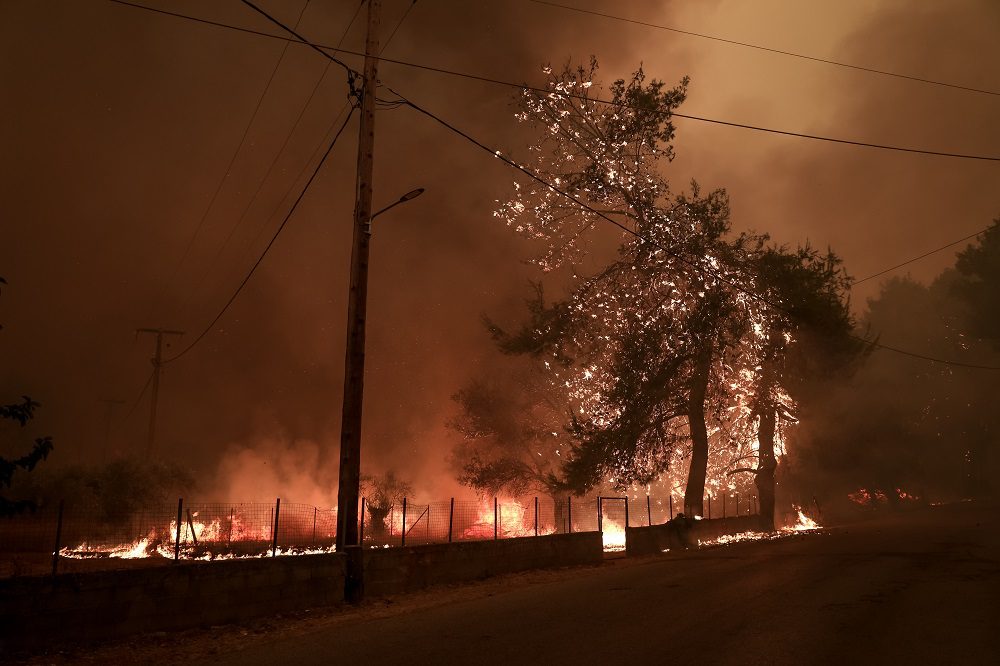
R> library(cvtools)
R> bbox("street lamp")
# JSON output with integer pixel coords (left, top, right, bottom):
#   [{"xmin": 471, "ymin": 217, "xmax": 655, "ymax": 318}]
[{"xmin": 372, "ymin": 187, "xmax": 425, "ymax": 220}]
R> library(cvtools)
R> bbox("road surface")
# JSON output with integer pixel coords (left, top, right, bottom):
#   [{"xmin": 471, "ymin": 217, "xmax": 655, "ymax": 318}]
[{"xmin": 20, "ymin": 503, "xmax": 1000, "ymax": 665}]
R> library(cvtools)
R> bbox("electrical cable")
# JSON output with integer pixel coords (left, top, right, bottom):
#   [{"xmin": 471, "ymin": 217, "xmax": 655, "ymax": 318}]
[
  {"xmin": 524, "ymin": 0, "xmax": 1000, "ymax": 97},
  {"xmin": 104, "ymin": 0, "xmax": 1000, "ymax": 162},
  {"xmin": 851, "ymin": 227, "xmax": 991, "ymax": 286},
  {"xmin": 173, "ymin": 0, "xmax": 365, "ymax": 319},
  {"xmin": 147, "ymin": 0, "xmax": 313, "ymax": 322},
  {"xmin": 126, "ymin": 0, "xmax": 1000, "ymax": 369},
  {"xmin": 175, "ymin": 0, "xmax": 418, "ymax": 342},
  {"xmin": 163, "ymin": 106, "xmax": 357, "ymax": 364},
  {"xmin": 120, "ymin": 370, "xmax": 155, "ymax": 424},
  {"xmin": 393, "ymin": 93, "xmax": 1000, "ymax": 369},
  {"xmin": 237, "ymin": 1, "xmax": 1000, "ymax": 371},
  {"xmin": 178, "ymin": 0, "xmax": 419, "ymax": 332}
]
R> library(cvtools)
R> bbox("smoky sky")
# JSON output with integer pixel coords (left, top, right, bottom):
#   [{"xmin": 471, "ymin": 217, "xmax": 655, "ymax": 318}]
[{"xmin": 1, "ymin": 0, "xmax": 998, "ymax": 500}]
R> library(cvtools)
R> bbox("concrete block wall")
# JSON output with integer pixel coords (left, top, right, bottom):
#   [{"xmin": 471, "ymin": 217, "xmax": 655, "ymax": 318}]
[
  {"xmin": 626, "ymin": 515, "xmax": 762, "ymax": 556},
  {"xmin": 0, "ymin": 553, "xmax": 345, "ymax": 653},
  {"xmin": 364, "ymin": 531, "xmax": 603, "ymax": 597},
  {"xmin": 1, "ymin": 532, "xmax": 603, "ymax": 653}
]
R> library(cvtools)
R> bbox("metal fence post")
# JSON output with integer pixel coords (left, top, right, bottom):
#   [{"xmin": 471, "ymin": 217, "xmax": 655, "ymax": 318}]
[
  {"xmin": 669, "ymin": 495, "xmax": 673, "ymax": 520},
  {"xmin": 646, "ymin": 495, "xmax": 652, "ymax": 526},
  {"xmin": 598, "ymin": 497, "xmax": 603, "ymax": 534},
  {"xmin": 174, "ymin": 498, "xmax": 183, "ymax": 561},
  {"xmin": 272, "ymin": 498, "xmax": 281, "ymax": 556},
  {"xmin": 426, "ymin": 506, "xmax": 430, "ymax": 542},
  {"xmin": 448, "ymin": 498, "xmax": 454, "ymax": 543},
  {"xmin": 312, "ymin": 506, "xmax": 317, "ymax": 546},
  {"xmin": 534, "ymin": 496, "xmax": 539, "ymax": 536},
  {"xmin": 624, "ymin": 497, "xmax": 630, "ymax": 528},
  {"xmin": 401, "ymin": 497, "xmax": 407, "ymax": 547},
  {"xmin": 707, "ymin": 495, "xmax": 712, "ymax": 520},
  {"xmin": 186, "ymin": 508, "xmax": 199, "ymax": 546},
  {"xmin": 228, "ymin": 507, "xmax": 234, "ymax": 547},
  {"xmin": 51, "ymin": 499, "xmax": 64, "ymax": 577},
  {"xmin": 736, "ymin": 494, "xmax": 740, "ymax": 517},
  {"xmin": 494, "ymin": 497, "xmax": 498, "ymax": 540}
]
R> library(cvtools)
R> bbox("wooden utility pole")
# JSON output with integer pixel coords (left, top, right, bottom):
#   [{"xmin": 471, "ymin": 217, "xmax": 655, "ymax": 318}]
[
  {"xmin": 136, "ymin": 328, "xmax": 184, "ymax": 457},
  {"xmin": 336, "ymin": 0, "xmax": 380, "ymax": 601}
]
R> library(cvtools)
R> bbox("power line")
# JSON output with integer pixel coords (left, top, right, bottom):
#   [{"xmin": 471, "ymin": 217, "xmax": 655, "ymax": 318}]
[
  {"xmin": 385, "ymin": 0, "xmax": 419, "ymax": 48},
  {"xmin": 148, "ymin": 0, "xmax": 312, "ymax": 322},
  {"xmin": 106, "ymin": 0, "xmax": 357, "ymax": 75},
  {"xmin": 851, "ymin": 227, "xmax": 990, "ymax": 286},
  {"xmin": 163, "ymin": 106, "xmax": 357, "ymax": 364},
  {"xmin": 125, "ymin": 0, "xmax": 1000, "ymax": 370},
  {"xmin": 524, "ymin": 0, "xmax": 1000, "ymax": 97},
  {"xmin": 173, "ymin": 0, "xmax": 364, "ymax": 320},
  {"xmin": 226, "ymin": 1, "xmax": 1000, "ymax": 371},
  {"xmin": 396, "ymin": 92, "xmax": 1000, "ymax": 370},
  {"xmin": 104, "ymin": 0, "xmax": 1000, "ymax": 162},
  {"xmin": 176, "ymin": 0, "xmax": 417, "ymax": 334},
  {"xmin": 121, "ymin": 369, "xmax": 155, "ymax": 425},
  {"xmin": 175, "ymin": 0, "xmax": 419, "ymax": 328}
]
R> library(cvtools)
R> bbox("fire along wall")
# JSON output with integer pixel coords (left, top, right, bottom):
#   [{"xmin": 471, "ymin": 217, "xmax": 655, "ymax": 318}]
[
  {"xmin": 0, "ymin": 553, "xmax": 347, "ymax": 653},
  {"xmin": 625, "ymin": 516, "xmax": 761, "ymax": 556},
  {"xmin": 364, "ymin": 531, "xmax": 603, "ymax": 597},
  {"xmin": 0, "ymin": 531, "xmax": 603, "ymax": 652}
]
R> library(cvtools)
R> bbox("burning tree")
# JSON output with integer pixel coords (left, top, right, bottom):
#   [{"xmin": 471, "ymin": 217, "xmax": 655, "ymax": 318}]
[
  {"xmin": 360, "ymin": 471, "xmax": 411, "ymax": 542},
  {"xmin": 734, "ymin": 244, "xmax": 862, "ymax": 529},
  {"xmin": 491, "ymin": 60, "xmax": 861, "ymax": 527},
  {"xmin": 495, "ymin": 60, "xmax": 755, "ymax": 515}
]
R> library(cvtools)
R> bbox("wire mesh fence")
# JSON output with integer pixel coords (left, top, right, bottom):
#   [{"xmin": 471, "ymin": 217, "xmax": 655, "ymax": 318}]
[{"xmin": 0, "ymin": 492, "xmax": 759, "ymax": 578}]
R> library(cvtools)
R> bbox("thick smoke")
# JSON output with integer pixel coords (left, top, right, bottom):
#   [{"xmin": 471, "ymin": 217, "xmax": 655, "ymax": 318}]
[{"xmin": 1, "ymin": 0, "xmax": 996, "ymax": 505}]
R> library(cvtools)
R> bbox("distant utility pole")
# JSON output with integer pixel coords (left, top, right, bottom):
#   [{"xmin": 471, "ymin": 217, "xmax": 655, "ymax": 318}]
[
  {"xmin": 136, "ymin": 328, "xmax": 184, "ymax": 457},
  {"xmin": 99, "ymin": 398, "xmax": 125, "ymax": 462},
  {"xmin": 336, "ymin": 0, "xmax": 380, "ymax": 599}
]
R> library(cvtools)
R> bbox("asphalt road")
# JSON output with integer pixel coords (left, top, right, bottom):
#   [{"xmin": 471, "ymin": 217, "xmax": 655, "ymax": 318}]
[{"xmin": 193, "ymin": 503, "xmax": 999, "ymax": 666}]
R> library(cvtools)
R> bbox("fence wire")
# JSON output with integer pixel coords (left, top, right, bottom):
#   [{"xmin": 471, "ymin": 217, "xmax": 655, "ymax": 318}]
[{"xmin": 0, "ymin": 493, "xmax": 759, "ymax": 578}]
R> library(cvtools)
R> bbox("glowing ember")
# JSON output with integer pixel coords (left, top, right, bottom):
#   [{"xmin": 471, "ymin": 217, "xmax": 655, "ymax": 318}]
[
  {"xmin": 698, "ymin": 531, "xmax": 786, "ymax": 547},
  {"xmin": 849, "ymin": 487, "xmax": 919, "ymax": 507}
]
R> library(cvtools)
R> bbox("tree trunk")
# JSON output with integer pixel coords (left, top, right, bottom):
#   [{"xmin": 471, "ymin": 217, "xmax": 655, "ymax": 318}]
[
  {"xmin": 754, "ymin": 335, "xmax": 782, "ymax": 532},
  {"xmin": 755, "ymin": 406, "xmax": 778, "ymax": 531},
  {"xmin": 684, "ymin": 343, "xmax": 713, "ymax": 517},
  {"xmin": 368, "ymin": 505, "xmax": 390, "ymax": 541}
]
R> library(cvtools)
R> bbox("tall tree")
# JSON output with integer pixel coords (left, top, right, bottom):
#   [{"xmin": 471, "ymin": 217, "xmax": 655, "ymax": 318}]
[
  {"xmin": 740, "ymin": 244, "xmax": 862, "ymax": 529},
  {"xmin": 495, "ymin": 61, "xmax": 760, "ymax": 514},
  {"xmin": 953, "ymin": 218, "xmax": 1000, "ymax": 347}
]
